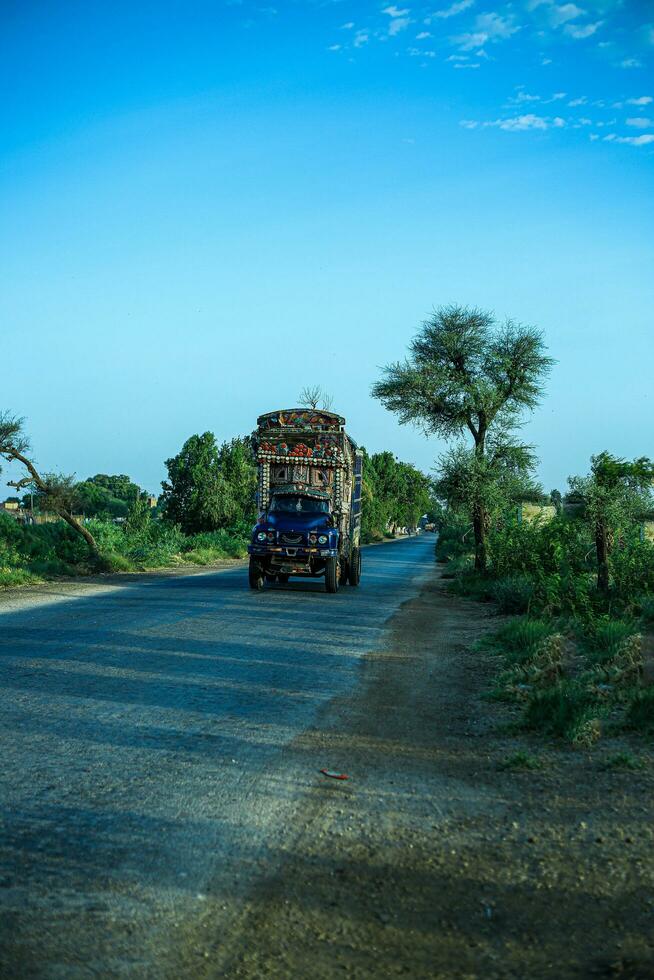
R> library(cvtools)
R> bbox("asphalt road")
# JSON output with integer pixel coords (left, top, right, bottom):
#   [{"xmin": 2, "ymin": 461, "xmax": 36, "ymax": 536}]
[{"xmin": 0, "ymin": 534, "xmax": 435, "ymax": 978}]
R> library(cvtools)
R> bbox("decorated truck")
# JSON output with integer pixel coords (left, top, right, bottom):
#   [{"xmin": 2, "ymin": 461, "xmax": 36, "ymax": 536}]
[{"xmin": 247, "ymin": 408, "xmax": 363, "ymax": 593}]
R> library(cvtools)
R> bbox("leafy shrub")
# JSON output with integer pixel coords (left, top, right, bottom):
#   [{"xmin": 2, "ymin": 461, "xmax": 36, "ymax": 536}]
[
  {"xmin": 491, "ymin": 574, "xmax": 535, "ymax": 614},
  {"xmin": 491, "ymin": 616, "xmax": 557, "ymax": 660},
  {"xmin": 523, "ymin": 681, "xmax": 603, "ymax": 747},
  {"xmin": 0, "ymin": 566, "xmax": 39, "ymax": 587},
  {"xmin": 624, "ymin": 688, "xmax": 654, "ymax": 735},
  {"xmin": 582, "ymin": 616, "xmax": 635, "ymax": 649},
  {"xmin": 636, "ymin": 596, "xmax": 654, "ymax": 625},
  {"xmin": 435, "ymin": 514, "xmax": 472, "ymax": 562},
  {"xmin": 440, "ymin": 553, "xmax": 474, "ymax": 578},
  {"xmin": 610, "ymin": 536, "xmax": 654, "ymax": 601}
]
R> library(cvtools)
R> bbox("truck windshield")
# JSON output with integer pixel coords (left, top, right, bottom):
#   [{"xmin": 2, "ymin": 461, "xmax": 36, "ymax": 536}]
[{"xmin": 270, "ymin": 495, "xmax": 330, "ymax": 514}]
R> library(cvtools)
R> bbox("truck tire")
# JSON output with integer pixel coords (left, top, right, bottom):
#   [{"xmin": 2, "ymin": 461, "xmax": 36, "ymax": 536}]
[
  {"xmin": 325, "ymin": 557, "xmax": 339, "ymax": 593},
  {"xmin": 248, "ymin": 558, "xmax": 265, "ymax": 590},
  {"xmin": 348, "ymin": 548, "xmax": 361, "ymax": 586}
]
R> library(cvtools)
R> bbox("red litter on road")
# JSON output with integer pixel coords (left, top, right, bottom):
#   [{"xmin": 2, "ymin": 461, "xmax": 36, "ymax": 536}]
[{"xmin": 319, "ymin": 769, "xmax": 349, "ymax": 780}]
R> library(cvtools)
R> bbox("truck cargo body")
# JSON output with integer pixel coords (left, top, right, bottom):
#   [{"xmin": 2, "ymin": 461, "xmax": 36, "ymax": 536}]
[{"xmin": 247, "ymin": 409, "xmax": 362, "ymax": 593}]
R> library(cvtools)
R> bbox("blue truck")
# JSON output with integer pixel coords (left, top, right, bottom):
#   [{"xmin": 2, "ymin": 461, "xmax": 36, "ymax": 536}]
[{"xmin": 247, "ymin": 408, "xmax": 363, "ymax": 593}]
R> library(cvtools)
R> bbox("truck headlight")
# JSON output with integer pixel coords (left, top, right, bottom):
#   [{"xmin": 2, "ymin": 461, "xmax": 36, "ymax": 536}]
[
  {"xmin": 256, "ymin": 531, "xmax": 267, "ymax": 542},
  {"xmin": 318, "ymin": 534, "xmax": 328, "ymax": 545}
]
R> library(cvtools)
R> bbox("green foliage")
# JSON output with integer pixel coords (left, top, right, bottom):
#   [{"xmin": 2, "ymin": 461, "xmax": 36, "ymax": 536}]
[
  {"xmin": 372, "ymin": 305, "xmax": 554, "ymax": 442},
  {"xmin": 161, "ymin": 433, "xmax": 257, "ymax": 535},
  {"xmin": 0, "ymin": 509, "xmax": 251, "ymax": 586},
  {"xmin": 434, "ymin": 513, "xmax": 472, "ymax": 561},
  {"xmin": 491, "ymin": 575, "xmax": 535, "ymax": 614},
  {"xmin": 625, "ymin": 689, "xmax": 654, "ymax": 735},
  {"xmin": 86, "ymin": 474, "xmax": 142, "ymax": 502},
  {"xmin": 124, "ymin": 497, "xmax": 152, "ymax": 535},
  {"xmin": 441, "ymin": 496, "xmax": 654, "ymax": 618},
  {"xmin": 360, "ymin": 449, "xmax": 433, "ymax": 542},
  {"xmin": 498, "ymin": 751, "xmax": 544, "ymax": 771},
  {"xmin": 601, "ymin": 752, "xmax": 645, "ymax": 771},
  {"xmin": 569, "ymin": 452, "xmax": 654, "ymax": 593},
  {"xmin": 75, "ymin": 481, "xmax": 129, "ymax": 518},
  {"xmin": 373, "ymin": 304, "xmax": 553, "ymax": 569},
  {"xmin": 523, "ymin": 682, "xmax": 604, "ymax": 747},
  {"xmin": 489, "ymin": 616, "xmax": 557, "ymax": 661}
]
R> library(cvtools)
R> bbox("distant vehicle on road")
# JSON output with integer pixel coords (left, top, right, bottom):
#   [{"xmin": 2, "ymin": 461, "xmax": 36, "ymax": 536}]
[{"xmin": 247, "ymin": 409, "xmax": 362, "ymax": 593}]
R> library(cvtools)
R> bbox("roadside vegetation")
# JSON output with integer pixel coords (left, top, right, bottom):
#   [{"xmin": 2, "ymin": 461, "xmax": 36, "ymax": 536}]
[
  {"xmin": 0, "ymin": 403, "xmax": 434, "ymax": 587},
  {"xmin": 375, "ymin": 303, "xmax": 654, "ymax": 749}
]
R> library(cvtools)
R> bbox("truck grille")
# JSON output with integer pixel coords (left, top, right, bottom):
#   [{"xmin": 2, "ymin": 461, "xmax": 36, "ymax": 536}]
[{"xmin": 280, "ymin": 532, "xmax": 304, "ymax": 545}]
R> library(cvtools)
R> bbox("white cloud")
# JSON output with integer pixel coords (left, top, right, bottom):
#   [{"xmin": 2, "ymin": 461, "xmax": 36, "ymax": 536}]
[
  {"xmin": 626, "ymin": 96, "xmax": 652, "ymax": 105},
  {"xmin": 511, "ymin": 91, "xmax": 541, "ymax": 103},
  {"xmin": 454, "ymin": 12, "xmax": 519, "ymax": 50},
  {"xmin": 547, "ymin": 3, "xmax": 584, "ymax": 27},
  {"xmin": 389, "ymin": 16, "xmax": 411, "ymax": 35},
  {"xmin": 382, "ymin": 5, "xmax": 410, "ymax": 16},
  {"xmin": 341, "ymin": 22, "xmax": 355, "ymax": 30},
  {"xmin": 619, "ymin": 58, "xmax": 642, "ymax": 68},
  {"xmin": 541, "ymin": 57, "xmax": 553, "ymax": 65},
  {"xmin": 485, "ymin": 113, "xmax": 564, "ymax": 130},
  {"xmin": 626, "ymin": 117, "xmax": 653, "ymax": 128},
  {"xmin": 408, "ymin": 46, "xmax": 436, "ymax": 56},
  {"xmin": 354, "ymin": 31, "xmax": 369, "ymax": 47},
  {"xmin": 328, "ymin": 44, "xmax": 341, "ymax": 51},
  {"xmin": 430, "ymin": 0, "xmax": 474, "ymax": 19},
  {"xmin": 610, "ymin": 134, "xmax": 654, "ymax": 146},
  {"xmin": 454, "ymin": 61, "xmax": 480, "ymax": 68},
  {"xmin": 459, "ymin": 119, "xmax": 479, "ymax": 128},
  {"xmin": 589, "ymin": 133, "xmax": 599, "ymax": 140},
  {"xmin": 416, "ymin": 31, "xmax": 431, "ymax": 38},
  {"xmin": 567, "ymin": 96, "xmax": 587, "ymax": 106},
  {"xmin": 446, "ymin": 53, "xmax": 469, "ymax": 60},
  {"xmin": 551, "ymin": 92, "xmax": 567, "ymax": 100},
  {"xmin": 564, "ymin": 20, "xmax": 602, "ymax": 38}
]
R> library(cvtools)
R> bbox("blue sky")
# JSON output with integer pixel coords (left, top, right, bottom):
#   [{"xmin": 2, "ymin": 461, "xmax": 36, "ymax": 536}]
[{"xmin": 1, "ymin": 0, "xmax": 653, "ymax": 497}]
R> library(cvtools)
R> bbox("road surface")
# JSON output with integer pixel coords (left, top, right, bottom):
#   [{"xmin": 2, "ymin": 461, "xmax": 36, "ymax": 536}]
[{"xmin": 0, "ymin": 535, "xmax": 435, "ymax": 978}]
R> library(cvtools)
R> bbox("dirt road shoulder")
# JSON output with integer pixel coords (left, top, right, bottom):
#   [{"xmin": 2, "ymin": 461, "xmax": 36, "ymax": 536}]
[{"xmin": 188, "ymin": 567, "xmax": 654, "ymax": 979}]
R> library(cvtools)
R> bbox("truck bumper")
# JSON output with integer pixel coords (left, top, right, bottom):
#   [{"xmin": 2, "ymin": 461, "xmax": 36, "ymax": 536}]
[{"xmin": 247, "ymin": 546, "xmax": 339, "ymax": 559}]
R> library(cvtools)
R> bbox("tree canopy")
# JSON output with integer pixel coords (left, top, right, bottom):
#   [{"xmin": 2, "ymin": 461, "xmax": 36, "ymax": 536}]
[
  {"xmin": 160, "ymin": 433, "xmax": 257, "ymax": 534},
  {"xmin": 361, "ymin": 450, "xmax": 433, "ymax": 540},
  {"xmin": 373, "ymin": 305, "xmax": 553, "ymax": 569}
]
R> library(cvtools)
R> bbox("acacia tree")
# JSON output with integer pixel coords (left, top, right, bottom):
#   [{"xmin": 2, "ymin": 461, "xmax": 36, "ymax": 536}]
[
  {"xmin": 372, "ymin": 305, "xmax": 553, "ymax": 570},
  {"xmin": 569, "ymin": 452, "xmax": 654, "ymax": 594},
  {"xmin": 0, "ymin": 412, "xmax": 98, "ymax": 552}
]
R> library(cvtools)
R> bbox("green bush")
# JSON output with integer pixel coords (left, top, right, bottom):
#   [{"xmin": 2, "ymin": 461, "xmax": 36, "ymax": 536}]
[
  {"xmin": 624, "ymin": 688, "xmax": 654, "ymax": 735},
  {"xmin": 490, "ymin": 616, "xmax": 557, "ymax": 662},
  {"xmin": 0, "ymin": 511, "xmax": 250, "ymax": 586},
  {"xmin": 580, "ymin": 617, "xmax": 639, "ymax": 665},
  {"xmin": 523, "ymin": 681, "xmax": 603, "ymax": 747},
  {"xmin": 491, "ymin": 574, "xmax": 535, "ymax": 614},
  {"xmin": 435, "ymin": 515, "xmax": 471, "ymax": 562}
]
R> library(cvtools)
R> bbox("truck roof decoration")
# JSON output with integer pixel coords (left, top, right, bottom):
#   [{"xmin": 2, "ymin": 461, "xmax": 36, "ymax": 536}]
[{"xmin": 256, "ymin": 409, "xmax": 345, "ymax": 431}]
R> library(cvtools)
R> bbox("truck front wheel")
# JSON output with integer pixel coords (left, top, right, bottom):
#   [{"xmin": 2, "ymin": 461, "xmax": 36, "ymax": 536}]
[
  {"xmin": 325, "ymin": 557, "xmax": 339, "ymax": 593},
  {"xmin": 248, "ymin": 558, "xmax": 265, "ymax": 590}
]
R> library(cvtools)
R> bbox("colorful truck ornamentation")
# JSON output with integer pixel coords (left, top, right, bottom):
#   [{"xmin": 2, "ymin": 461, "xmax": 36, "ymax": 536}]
[{"xmin": 247, "ymin": 408, "xmax": 363, "ymax": 593}]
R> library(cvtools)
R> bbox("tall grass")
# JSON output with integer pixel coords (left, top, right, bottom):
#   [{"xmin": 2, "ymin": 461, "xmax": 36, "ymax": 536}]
[{"xmin": 0, "ymin": 512, "xmax": 250, "ymax": 587}]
